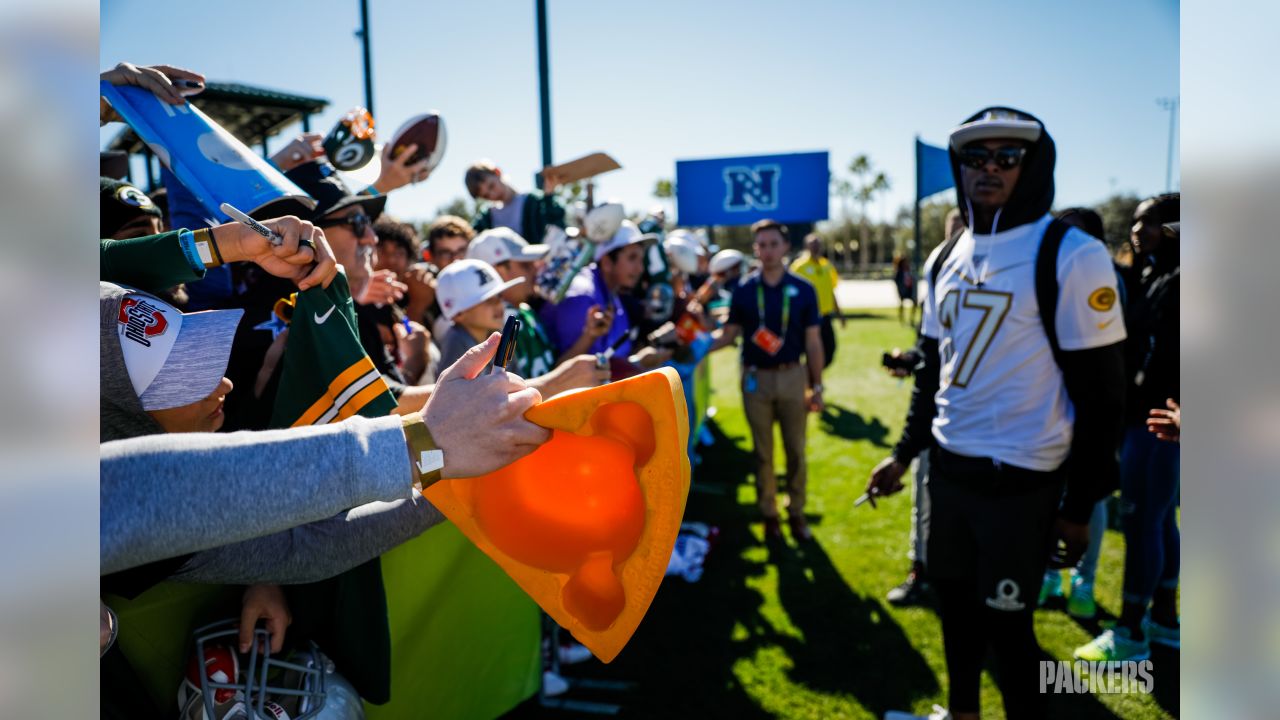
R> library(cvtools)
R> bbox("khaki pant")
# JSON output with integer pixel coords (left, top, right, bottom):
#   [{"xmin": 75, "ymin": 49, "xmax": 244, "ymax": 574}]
[{"xmin": 742, "ymin": 363, "xmax": 809, "ymax": 518}]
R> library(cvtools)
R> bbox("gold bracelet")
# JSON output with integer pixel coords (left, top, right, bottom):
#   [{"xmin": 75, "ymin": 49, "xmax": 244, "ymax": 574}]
[
  {"xmin": 193, "ymin": 228, "xmax": 223, "ymax": 267},
  {"xmin": 401, "ymin": 412, "xmax": 443, "ymax": 491}
]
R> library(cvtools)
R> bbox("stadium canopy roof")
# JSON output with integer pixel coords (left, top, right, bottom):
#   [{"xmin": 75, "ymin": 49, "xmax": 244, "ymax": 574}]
[{"xmin": 106, "ymin": 81, "xmax": 330, "ymax": 154}]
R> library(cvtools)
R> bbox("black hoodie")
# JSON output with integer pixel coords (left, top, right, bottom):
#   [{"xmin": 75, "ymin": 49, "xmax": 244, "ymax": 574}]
[
  {"xmin": 949, "ymin": 107, "xmax": 1056, "ymax": 234},
  {"xmin": 893, "ymin": 107, "xmax": 1126, "ymax": 526}
]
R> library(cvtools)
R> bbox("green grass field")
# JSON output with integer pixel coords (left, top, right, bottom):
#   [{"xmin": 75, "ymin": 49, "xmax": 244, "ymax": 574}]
[{"xmin": 554, "ymin": 309, "xmax": 1178, "ymax": 720}]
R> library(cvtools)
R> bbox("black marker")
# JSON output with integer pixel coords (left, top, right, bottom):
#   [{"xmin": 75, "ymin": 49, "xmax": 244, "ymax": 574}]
[
  {"xmin": 597, "ymin": 326, "xmax": 638, "ymax": 371},
  {"xmin": 173, "ymin": 78, "xmax": 205, "ymax": 96},
  {"xmin": 493, "ymin": 315, "xmax": 521, "ymax": 371}
]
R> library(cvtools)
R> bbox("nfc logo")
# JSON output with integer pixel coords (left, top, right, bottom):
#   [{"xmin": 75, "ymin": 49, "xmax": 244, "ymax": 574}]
[{"xmin": 723, "ymin": 164, "xmax": 782, "ymax": 212}]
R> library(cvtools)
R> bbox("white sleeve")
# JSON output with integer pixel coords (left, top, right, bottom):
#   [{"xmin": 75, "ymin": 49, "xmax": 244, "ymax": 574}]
[
  {"xmin": 919, "ymin": 245, "xmax": 945, "ymax": 339},
  {"xmin": 1054, "ymin": 235, "xmax": 1127, "ymax": 351}
]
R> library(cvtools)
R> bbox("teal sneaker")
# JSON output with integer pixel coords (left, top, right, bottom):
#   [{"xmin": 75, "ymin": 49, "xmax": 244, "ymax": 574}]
[
  {"xmin": 884, "ymin": 705, "xmax": 951, "ymax": 720},
  {"xmin": 1038, "ymin": 571, "xmax": 1065, "ymax": 606},
  {"xmin": 1066, "ymin": 576, "xmax": 1097, "ymax": 619},
  {"xmin": 1144, "ymin": 616, "xmax": 1181, "ymax": 649},
  {"xmin": 1074, "ymin": 626, "xmax": 1151, "ymax": 662}
]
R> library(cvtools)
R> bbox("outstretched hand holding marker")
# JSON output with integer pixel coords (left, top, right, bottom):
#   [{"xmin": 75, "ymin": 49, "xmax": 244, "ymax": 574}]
[
  {"xmin": 426, "ymin": 332, "xmax": 550, "ymax": 479},
  {"xmin": 217, "ymin": 204, "xmax": 336, "ymax": 290}
]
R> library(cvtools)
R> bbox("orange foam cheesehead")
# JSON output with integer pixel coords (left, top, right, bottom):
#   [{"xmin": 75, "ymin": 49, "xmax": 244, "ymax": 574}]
[{"xmin": 423, "ymin": 367, "xmax": 691, "ymax": 663}]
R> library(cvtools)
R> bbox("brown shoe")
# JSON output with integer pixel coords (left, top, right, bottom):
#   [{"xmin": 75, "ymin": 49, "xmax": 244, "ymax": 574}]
[
  {"xmin": 788, "ymin": 516, "xmax": 813, "ymax": 542},
  {"xmin": 763, "ymin": 516, "xmax": 783, "ymax": 540}
]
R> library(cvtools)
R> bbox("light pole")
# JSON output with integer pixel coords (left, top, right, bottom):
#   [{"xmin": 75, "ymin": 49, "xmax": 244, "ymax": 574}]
[
  {"xmin": 535, "ymin": 0, "xmax": 553, "ymax": 185},
  {"xmin": 356, "ymin": 0, "xmax": 375, "ymax": 116},
  {"xmin": 1157, "ymin": 97, "xmax": 1178, "ymax": 192}
]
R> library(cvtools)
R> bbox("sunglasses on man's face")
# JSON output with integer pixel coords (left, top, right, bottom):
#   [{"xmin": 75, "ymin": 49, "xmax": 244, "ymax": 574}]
[
  {"xmin": 320, "ymin": 212, "xmax": 372, "ymax": 237},
  {"xmin": 959, "ymin": 145, "xmax": 1027, "ymax": 171}
]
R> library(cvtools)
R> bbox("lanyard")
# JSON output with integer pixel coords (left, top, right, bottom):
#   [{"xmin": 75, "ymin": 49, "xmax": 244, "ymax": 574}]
[{"xmin": 757, "ymin": 280, "xmax": 790, "ymax": 337}]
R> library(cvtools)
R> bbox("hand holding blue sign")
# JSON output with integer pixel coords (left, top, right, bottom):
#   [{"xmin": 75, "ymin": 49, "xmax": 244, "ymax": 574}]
[{"xmin": 100, "ymin": 62, "xmax": 204, "ymax": 124}]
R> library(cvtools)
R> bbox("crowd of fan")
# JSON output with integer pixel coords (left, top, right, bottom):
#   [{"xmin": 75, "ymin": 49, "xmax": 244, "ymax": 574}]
[{"xmin": 98, "ymin": 61, "xmax": 758, "ymax": 716}]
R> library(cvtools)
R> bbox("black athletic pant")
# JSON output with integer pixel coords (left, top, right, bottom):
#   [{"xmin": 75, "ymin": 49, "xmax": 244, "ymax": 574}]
[
  {"xmin": 819, "ymin": 315, "xmax": 836, "ymax": 367},
  {"xmin": 926, "ymin": 447, "xmax": 1064, "ymax": 719}
]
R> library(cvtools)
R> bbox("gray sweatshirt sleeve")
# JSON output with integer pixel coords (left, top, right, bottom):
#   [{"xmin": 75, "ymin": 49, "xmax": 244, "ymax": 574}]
[
  {"xmin": 101, "ymin": 414, "xmax": 415, "ymax": 575},
  {"xmin": 169, "ymin": 492, "xmax": 446, "ymax": 585}
]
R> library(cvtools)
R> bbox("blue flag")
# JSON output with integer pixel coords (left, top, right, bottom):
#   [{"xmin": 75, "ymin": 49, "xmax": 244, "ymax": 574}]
[{"xmin": 916, "ymin": 139, "xmax": 954, "ymax": 201}]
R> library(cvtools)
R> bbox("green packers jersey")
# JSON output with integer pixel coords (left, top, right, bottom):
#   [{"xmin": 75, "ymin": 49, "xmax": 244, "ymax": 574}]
[
  {"xmin": 270, "ymin": 272, "xmax": 398, "ymax": 427},
  {"xmin": 511, "ymin": 303, "xmax": 556, "ymax": 380}
]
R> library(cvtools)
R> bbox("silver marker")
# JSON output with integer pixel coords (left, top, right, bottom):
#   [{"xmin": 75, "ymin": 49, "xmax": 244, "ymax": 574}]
[{"xmin": 220, "ymin": 202, "xmax": 312, "ymax": 249}]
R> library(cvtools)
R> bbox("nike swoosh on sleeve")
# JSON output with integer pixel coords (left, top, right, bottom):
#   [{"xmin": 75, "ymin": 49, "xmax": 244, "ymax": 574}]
[
  {"xmin": 314, "ymin": 305, "xmax": 336, "ymax": 324},
  {"xmin": 1096, "ymin": 318, "xmax": 1116, "ymax": 330}
]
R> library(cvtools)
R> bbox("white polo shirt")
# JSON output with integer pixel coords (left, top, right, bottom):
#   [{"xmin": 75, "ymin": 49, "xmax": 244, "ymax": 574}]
[{"xmin": 921, "ymin": 214, "xmax": 1127, "ymax": 471}]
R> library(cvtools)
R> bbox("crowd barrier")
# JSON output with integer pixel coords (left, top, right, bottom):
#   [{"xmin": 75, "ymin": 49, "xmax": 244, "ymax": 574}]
[{"xmin": 106, "ymin": 359, "xmax": 713, "ymax": 718}]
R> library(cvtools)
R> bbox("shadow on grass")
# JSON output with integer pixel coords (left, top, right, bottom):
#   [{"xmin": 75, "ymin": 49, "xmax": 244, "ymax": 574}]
[
  {"xmin": 1149, "ymin": 644, "xmax": 1180, "ymax": 717},
  {"xmin": 818, "ymin": 404, "xmax": 892, "ymax": 448},
  {"xmin": 769, "ymin": 538, "xmax": 940, "ymax": 717},
  {"xmin": 507, "ymin": 418, "xmax": 942, "ymax": 718}
]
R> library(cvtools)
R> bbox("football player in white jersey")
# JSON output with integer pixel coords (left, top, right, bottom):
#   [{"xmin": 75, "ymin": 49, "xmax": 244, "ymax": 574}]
[{"xmin": 870, "ymin": 108, "xmax": 1127, "ymax": 720}]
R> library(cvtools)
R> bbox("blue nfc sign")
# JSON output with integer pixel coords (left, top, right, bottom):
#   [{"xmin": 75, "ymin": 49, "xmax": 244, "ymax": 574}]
[{"xmin": 675, "ymin": 151, "xmax": 829, "ymax": 226}]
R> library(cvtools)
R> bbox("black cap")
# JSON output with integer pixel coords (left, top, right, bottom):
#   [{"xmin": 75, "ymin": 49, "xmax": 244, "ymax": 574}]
[
  {"xmin": 285, "ymin": 160, "xmax": 387, "ymax": 221},
  {"xmin": 101, "ymin": 177, "xmax": 162, "ymax": 239}
]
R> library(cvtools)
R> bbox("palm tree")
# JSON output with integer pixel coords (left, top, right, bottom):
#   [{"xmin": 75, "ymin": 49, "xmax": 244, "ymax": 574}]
[
  {"xmin": 831, "ymin": 177, "xmax": 855, "ymax": 272},
  {"xmin": 848, "ymin": 155, "xmax": 891, "ymax": 273}
]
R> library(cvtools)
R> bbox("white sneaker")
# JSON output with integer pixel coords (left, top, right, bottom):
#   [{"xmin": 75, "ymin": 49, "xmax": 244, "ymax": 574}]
[
  {"xmin": 884, "ymin": 704, "xmax": 951, "ymax": 720},
  {"xmin": 542, "ymin": 670, "xmax": 570, "ymax": 697}
]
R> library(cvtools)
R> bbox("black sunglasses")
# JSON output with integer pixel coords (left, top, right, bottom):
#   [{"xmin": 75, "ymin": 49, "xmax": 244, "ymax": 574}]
[
  {"xmin": 959, "ymin": 145, "xmax": 1027, "ymax": 171},
  {"xmin": 320, "ymin": 211, "xmax": 372, "ymax": 236}
]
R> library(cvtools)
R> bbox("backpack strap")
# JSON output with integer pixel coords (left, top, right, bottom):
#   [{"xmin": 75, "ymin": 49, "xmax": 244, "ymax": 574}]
[
  {"xmin": 1035, "ymin": 219, "xmax": 1071, "ymax": 369},
  {"xmin": 927, "ymin": 230, "xmax": 963, "ymax": 318}
]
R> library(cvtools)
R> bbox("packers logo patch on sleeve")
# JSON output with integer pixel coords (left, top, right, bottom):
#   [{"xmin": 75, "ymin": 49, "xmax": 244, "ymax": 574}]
[{"xmin": 1088, "ymin": 287, "xmax": 1117, "ymax": 312}]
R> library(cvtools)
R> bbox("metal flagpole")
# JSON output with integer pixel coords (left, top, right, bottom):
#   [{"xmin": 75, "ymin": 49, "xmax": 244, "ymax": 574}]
[
  {"xmin": 1157, "ymin": 97, "xmax": 1178, "ymax": 191},
  {"xmin": 913, "ymin": 136, "xmax": 923, "ymax": 276}
]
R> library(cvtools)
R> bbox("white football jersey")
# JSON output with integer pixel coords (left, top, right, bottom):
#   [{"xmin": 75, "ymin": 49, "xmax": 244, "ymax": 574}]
[{"xmin": 920, "ymin": 214, "xmax": 1126, "ymax": 471}]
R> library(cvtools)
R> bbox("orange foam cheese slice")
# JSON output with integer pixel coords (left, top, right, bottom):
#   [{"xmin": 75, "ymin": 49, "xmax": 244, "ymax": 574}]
[{"xmin": 423, "ymin": 367, "xmax": 691, "ymax": 663}]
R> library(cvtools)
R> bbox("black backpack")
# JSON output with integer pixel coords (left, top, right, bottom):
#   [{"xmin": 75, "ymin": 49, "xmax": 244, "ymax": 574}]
[{"xmin": 929, "ymin": 219, "xmax": 1071, "ymax": 368}]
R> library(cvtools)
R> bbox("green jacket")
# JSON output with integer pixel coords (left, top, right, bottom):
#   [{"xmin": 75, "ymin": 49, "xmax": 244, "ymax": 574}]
[
  {"xmin": 473, "ymin": 189, "xmax": 567, "ymax": 243},
  {"xmin": 100, "ymin": 230, "xmax": 205, "ymax": 292}
]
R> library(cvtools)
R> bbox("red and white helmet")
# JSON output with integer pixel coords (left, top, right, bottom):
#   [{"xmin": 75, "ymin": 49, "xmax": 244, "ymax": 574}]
[{"xmin": 177, "ymin": 618, "xmax": 364, "ymax": 720}]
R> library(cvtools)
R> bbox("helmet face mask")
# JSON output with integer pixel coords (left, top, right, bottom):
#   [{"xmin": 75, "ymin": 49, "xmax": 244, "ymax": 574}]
[
  {"xmin": 645, "ymin": 282, "xmax": 675, "ymax": 322},
  {"xmin": 181, "ymin": 619, "xmax": 334, "ymax": 720}
]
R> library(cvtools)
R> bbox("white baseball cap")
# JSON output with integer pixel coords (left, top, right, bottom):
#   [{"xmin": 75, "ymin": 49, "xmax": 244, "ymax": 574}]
[
  {"xmin": 468, "ymin": 227, "xmax": 549, "ymax": 267},
  {"xmin": 435, "ymin": 258, "xmax": 524, "ymax": 320},
  {"xmin": 949, "ymin": 108, "xmax": 1042, "ymax": 150},
  {"xmin": 664, "ymin": 234, "xmax": 703, "ymax": 274},
  {"xmin": 710, "ymin": 248, "xmax": 746, "ymax": 275},
  {"xmin": 593, "ymin": 219, "xmax": 658, "ymax": 262},
  {"xmin": 106, "ymin": 284, "xmax": 244, "ymax": 411}
]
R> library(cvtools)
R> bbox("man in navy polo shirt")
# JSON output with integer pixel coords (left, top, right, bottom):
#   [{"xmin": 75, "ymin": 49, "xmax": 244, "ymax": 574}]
[{"xmin": 709, "ymin": 219, "xmax": 825, "ymax": 541}]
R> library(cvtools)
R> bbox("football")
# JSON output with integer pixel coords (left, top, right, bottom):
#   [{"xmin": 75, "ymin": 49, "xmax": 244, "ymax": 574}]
[{"xmin": 387, "ymin": 112, "xmax": 447, "ymax": 171}]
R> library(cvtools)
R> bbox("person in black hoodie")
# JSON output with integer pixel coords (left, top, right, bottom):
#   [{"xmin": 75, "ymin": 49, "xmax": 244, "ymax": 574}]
[
  {"xmin": 868, "ymin": 108, "xmax": 1128, "ymax": 720},
  {"xmin": 1075, "ymin": 193, "xmax": 1180, "ymax": 663}
]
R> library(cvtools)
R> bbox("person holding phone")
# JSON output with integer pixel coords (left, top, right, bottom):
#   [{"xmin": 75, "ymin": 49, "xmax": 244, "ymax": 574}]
[
  {"xmin": 707, "ymin": 219, "xmax": 825, "ymax": 542},
  {"xmin": 435, "ymin": 259, "xmax": 525, "ymax": 370}
]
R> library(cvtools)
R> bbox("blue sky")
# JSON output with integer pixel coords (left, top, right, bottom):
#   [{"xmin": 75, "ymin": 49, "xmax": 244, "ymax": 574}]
[{"xmin": 101, "ymin": 0, "xmax": 1179, "ymax": 224}]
